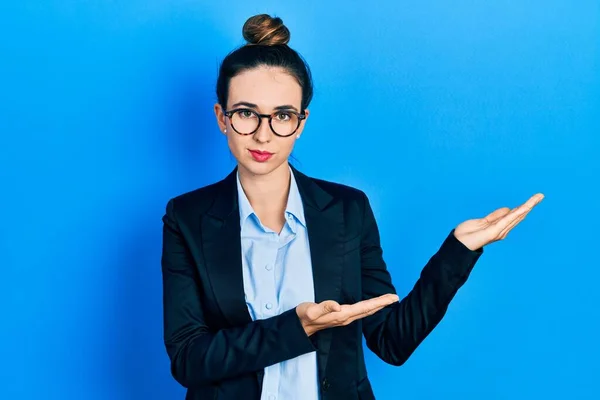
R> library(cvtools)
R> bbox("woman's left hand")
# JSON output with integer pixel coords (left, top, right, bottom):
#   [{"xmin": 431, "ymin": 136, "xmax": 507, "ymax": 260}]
[{"xmin": 454, "ymin": 193, "xmax": 545, "ymax": 251}]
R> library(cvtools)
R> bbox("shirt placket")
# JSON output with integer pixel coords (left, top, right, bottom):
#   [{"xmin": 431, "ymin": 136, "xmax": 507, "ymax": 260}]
[{"xmin": 261, "ymin": 232, "xmax": 282, "ymax": 400}]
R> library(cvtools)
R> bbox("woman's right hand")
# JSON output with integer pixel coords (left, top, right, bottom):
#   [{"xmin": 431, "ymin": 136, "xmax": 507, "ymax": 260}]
[{"xmin": 296, "ymin": 294, "xmax": 400, "ymax": 336}]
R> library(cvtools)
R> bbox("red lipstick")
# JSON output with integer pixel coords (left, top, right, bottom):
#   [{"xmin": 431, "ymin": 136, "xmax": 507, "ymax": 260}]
[{"xmin": 249, "ymin": 149, "xmax": 273, "ymax": 162}]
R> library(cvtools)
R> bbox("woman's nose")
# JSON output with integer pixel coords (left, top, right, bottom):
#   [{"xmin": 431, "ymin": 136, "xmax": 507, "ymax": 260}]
[{"xmin": 253, "ymin": 120, "xmax": 272, "ymax": 143}]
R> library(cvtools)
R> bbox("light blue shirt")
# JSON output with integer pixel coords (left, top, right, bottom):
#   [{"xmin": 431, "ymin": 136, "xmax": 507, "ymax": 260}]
[{"xmin": 237, "ymin": 168, "xmax": 319, "ymax": 400}]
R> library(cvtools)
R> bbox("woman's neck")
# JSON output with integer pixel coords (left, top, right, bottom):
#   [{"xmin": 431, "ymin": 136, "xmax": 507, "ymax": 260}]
[{"xmin": 238, "ymin": 162, "xmax": 291, "ymax": 215}]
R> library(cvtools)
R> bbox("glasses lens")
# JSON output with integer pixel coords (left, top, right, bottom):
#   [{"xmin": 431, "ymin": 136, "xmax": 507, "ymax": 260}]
[
  {"xmin": 271, "ymin": 111, "xmax": 299, "ymax": 137},
  {"xmin": 231, "ymin": 110, "xmax": 259, "ymax": 134}
]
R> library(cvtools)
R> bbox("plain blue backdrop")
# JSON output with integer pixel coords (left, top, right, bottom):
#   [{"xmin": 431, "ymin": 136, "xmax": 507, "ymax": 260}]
[{"xmin": 1, "ymin": 1, "xmax": 599, "ymax": 399}]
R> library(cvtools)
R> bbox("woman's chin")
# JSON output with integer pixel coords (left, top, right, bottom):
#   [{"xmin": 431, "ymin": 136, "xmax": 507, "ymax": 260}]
[{"xmin": 239, "ymin": 158, "xmax": 286, "ymax": 176}]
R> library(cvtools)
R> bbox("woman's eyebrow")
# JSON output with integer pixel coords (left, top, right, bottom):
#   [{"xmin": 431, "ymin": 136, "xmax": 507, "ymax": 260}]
[
  {"xmin": 231, "ymin": 101, "xmax": 258, "ymax": 109},
  {"xmin": 274, "ymin": 105, "xmax": 299, "ymax": 112},
  {"xmin": 231, "ymin": 101, "xmax": 299, "ymax": 112}
]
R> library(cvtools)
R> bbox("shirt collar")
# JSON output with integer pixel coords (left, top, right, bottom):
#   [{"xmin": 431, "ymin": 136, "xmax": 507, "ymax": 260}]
[
  {"xmin": 236, "ymin": 166, "xmax": 306, "ymax": 229},
  {"xmin": 286, "ymin": 167, "xmax": 306, "ymax": 227},
  {"xmin": 236, "ymin": 171, "xmax": 255, "ymax": 229}
]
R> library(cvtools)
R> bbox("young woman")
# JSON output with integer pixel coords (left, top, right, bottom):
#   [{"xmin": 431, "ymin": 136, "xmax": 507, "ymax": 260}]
[{"xmin": 161, "ymin": 14, "xmax": 544, "ymax": 400}]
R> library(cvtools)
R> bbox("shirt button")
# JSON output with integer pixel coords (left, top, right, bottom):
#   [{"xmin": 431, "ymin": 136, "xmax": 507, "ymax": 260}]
[
  {"xmin": 268, "ymin": 395, "xmax": 276, "ymax": 400},
  {"xmin": 265, "ymin": 303, "xmax": 273, "ymax": 310},
  {"xmin": 265, "ymin": 264, "xmax": 273, "ymax": 271}
]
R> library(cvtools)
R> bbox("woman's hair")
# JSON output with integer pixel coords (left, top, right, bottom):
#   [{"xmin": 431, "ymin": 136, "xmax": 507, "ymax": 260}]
[{"xmin": 216, "ymin": 14, "xmax": 313, "ymax": 112}]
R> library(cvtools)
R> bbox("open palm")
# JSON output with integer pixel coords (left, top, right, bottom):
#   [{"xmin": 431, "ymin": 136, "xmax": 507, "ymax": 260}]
[{"xmin": 454, "ymin": 193, "xmax": 545, "ymax": 251}]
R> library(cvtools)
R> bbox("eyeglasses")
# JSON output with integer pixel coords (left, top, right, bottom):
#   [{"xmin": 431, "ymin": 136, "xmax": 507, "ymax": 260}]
[{"xmin": 224, "ymin": 108, "xmax": 306, "ymax": 137}]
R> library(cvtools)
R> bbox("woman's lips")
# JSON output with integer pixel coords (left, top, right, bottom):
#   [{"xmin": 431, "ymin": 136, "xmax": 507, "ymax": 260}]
[{"xmin": 249, "ymin": 150, "xmax": 273, "ymax": 162}]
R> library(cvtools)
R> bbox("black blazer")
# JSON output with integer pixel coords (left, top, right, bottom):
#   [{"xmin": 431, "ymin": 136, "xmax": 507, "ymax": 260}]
[{"xmin": 161, "ymin": 165, "xmax": 483, "ymax": 400}]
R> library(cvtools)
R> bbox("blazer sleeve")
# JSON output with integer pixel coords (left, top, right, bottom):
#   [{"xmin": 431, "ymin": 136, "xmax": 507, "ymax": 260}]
[
  {"xmin": 161, "ymin": 199, "xmax": 316, "ymax": 388},
  {"xmin": 359, "ymin": 192, "xmax": 483, "ymax": 366}
]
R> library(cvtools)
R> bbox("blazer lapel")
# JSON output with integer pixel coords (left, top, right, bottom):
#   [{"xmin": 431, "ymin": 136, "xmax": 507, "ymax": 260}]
[
  {"xmin": 202, "ymin": 165, "xmax": 345, "ymax": 384},
  {"xmin": 201, "ymin": 167, "xmax": 252, "ymax": 327},
  {"xmin": 292, "ymin": 166, "xmax": 344, "ymax": 382}
]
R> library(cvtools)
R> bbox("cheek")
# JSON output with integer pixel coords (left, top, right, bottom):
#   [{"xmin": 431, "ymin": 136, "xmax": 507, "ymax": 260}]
[
  {"xmin": 278, "ymin": 138, "xmax": 296, "ymax": 156},
  {"xmin": 226, "ymin": 133, "xmax": 245, "ymax": 151},
  {"xmin": 225, "ymin": 136, "xmax": 242, "ymax": 158}
]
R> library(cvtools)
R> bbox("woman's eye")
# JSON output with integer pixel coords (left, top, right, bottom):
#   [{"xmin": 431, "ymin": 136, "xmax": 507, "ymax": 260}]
[
  {"xmin": 237, "ymin": 110, "xmax": 255, "ymax": 119},
  {"xmin": 275, "ymin": 112, "xmax": 291, "ymax": 121}
]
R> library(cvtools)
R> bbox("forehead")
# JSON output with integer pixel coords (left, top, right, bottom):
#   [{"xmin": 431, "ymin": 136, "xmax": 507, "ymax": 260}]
[{"xmin": 228, "ymin": 66, "xmax": 302, "ymax": 109}]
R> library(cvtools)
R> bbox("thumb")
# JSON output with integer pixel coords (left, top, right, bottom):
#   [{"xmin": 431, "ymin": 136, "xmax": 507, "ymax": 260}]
[
  {"xmin": 485, "ymin": 207, "xmax": 511, "ymax": 223},
  {"xmin": 320, "ymin": 300, "xmax": 341, "ymax": 315}
]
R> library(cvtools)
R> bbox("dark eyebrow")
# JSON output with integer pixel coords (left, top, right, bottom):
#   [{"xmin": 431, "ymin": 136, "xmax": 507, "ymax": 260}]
[
  {"xmin": 274, "ymin": 105, "xmax": 299, "ymax": 112},
  {"xmin": 231, "ymin": 101, "xmax": 258, "ymax": 109},
  {"xmin": 230, "ymin": 101, "xmax": 299, "ymax": 113}
]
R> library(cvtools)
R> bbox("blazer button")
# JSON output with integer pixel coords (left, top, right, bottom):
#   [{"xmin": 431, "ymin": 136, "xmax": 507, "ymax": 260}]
[{"xmin": 322, "ymin": 378, "xmax": 331, "ymax": 391}]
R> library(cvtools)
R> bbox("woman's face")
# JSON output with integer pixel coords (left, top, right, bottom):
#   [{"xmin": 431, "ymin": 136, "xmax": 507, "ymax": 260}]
[{"xmin": 214, "ymin": 66, "xmax": 309, "ymax": 177}]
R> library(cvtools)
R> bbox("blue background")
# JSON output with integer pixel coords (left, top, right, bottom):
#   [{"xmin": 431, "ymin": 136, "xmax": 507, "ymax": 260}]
[{"xmin": 1, "ymin": 1, "xmax": 599, "ymax": 399}]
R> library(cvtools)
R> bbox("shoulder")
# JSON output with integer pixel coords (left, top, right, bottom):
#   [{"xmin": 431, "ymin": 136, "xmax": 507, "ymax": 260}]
[
  {"xmin": 163, "ymin": 167, "xmax": 372, "ymax": 220},
  {"xmin": 298, "ymin": 172, "xmax": 377, "ymax": 236},
  {"xmin": 163, "ymin": 175, "xmax": 230, "ymax": 222},
  {"xmin": 294, "ymin": 168, "xmax": 370, "ymax": 216},
  {"xmin": 308, "ymin": 175, "xmax": 367, "ymax": 203},
  {"xmin": 170, "ymin": 181, "xmax": 220, "ymax": 209}
]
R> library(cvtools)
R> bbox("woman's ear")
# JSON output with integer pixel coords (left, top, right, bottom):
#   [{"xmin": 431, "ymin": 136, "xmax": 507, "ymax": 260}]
[
  {"xmin": 214, "ymin": 103, "xmax": 227, "ymax": 134},
  {"xmin": 296, "ymin": 108, "xmax": 310, "ymax": 138},
  {"xmin": 302, "ymin": 108, "xmax": 310, "ymax": 121}
]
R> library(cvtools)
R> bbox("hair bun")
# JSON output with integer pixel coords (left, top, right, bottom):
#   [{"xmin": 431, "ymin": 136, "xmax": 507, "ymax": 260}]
[{"xmin": 242, "ymin": 14, "xmax": 290, "ymax": 46}]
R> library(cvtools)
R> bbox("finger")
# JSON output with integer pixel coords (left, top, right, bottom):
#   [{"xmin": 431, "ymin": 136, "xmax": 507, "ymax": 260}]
[
  {"xmin": 493, "ymin": 206, "xmax": 527, "ymax": 233},
  {"xmin": 523, "ymin": 193, "xmax": 544, "ymax": 210},
  {"xmin": 346, "ymin": 294, "xmax": 399, "ymax": 317},
  {"xmin": 498, "ymin": 209, "xmax": 529, "ymax": 238},
  {"xmin": 323, "ymin": 296, "xmax": 397, "ymax": 327},
  {"xmin": 359, "ymin": 294, "xmax": 399, "ymax": 313},
  {"xmin": 497, "ymin": 193, "xmax": 544, "ymax": 238},
  {"xmin": 313, "ymin": 294, "xmax": 399, "ymax": 327},
  {"xmin": 484, "ymin": 207, "xmax": 511, "ymax": 224},
  {"xmin": 343, "ymin": 299, "xmax": 397, "ymax": 325},
  {"xmin": 323, "ymin": 300, "xmax": 342, "ymax": 313},
  {"xmin": 306, "ymin": 300, "xmax": 341, "ymax": 321},
  {"xmin": 493, "ymin": 194, "xmax": 543, "ymax": 234},
  {"xmin": 334, "ymin": 305, "xmax": 379, "ymax": 326}
]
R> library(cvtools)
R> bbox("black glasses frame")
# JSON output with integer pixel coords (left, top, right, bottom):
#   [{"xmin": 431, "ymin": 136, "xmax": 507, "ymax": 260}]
[{"xmin": 224, "ymin": 108, "xmax": 306, "ymax": 137}]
